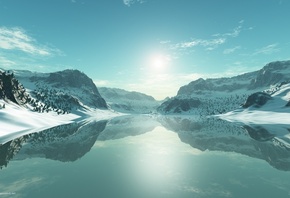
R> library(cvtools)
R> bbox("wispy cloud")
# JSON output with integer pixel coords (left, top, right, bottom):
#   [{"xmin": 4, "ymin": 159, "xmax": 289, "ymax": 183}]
[
  {"xmin": 164, "ymin": 22, "xmax": 244, "ymax": 54},
  {"xmin": 0, "ymin": 27, "xmax": 58, "ymax": 56},
  {"xmin": 123, "ymin": 0, "xmax": 145, "ymax": 7},
  {"xmin": 223, "ymin": 46, "xmax": 241, "ymax": 54},
  {"xmin": 253, "ymin": 43, "xmax": 280, "ymax": 55},
  {"xmin": 172, "ymin": 38, "xmax": 226, "ymax": 50},
  {"xmin": 0, "ymin": 55, "xmax": 16, "ymax": 67},
  {"xmin": 213, "ymin": 20, "xmax": 244, "ymax": 38},
  {"xmin": 94, "ymin": 80, "xmax": 110, "ymax": 87}
]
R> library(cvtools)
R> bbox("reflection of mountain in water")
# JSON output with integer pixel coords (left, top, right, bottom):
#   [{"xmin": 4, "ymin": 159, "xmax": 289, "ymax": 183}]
[
  {"xmin": 97, "ymin": 115, "xmax": 160, "ymax": 141},
  {"xmin": 0, "ymin": 120, "xmax": 107, "ymax": 169},
  {"xmin": 159, "ymin": 116, "xmax": 290, "ymax": 171},
  {"xmin": 1, "ymin": 115, "xmax": 290, "ymax": 171},
  {"xmin": 0, "ymin": 136, "xmax": 26, "ymax": 169}
]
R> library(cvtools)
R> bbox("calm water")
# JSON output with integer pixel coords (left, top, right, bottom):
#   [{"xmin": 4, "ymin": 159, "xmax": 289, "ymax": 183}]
[{"xmin": 1, "ymin": 115, "xmax": 290, "ymax": 198}]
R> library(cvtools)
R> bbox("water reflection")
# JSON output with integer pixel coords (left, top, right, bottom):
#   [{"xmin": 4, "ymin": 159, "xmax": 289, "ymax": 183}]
[
  {"xmin": 159, "ymin": 116, "xmax": 290, "ymax": 171},
  {"xmin": 1, "ymin": 115, "xmax": 290, "ymax": 171},
  {"xmin": 97, "ymin": 115, "xmax": 160, "ymax": 140},
  {"xmin": 0, "ymin": 115, "xmax": 160, "ymax": 169},
  {"xmin": 1, "ymin": 115, "xmax": 290, "ymax": 198},
  {"xmin": 0, "ymin": 119, "xmax": 107, "ymax": 169}
]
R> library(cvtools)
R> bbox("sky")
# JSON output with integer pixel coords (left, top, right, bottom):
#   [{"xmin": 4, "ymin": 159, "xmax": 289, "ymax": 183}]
[{"xmin": 0, "ymin": 0, "xmax": 290, "ymax": 100}]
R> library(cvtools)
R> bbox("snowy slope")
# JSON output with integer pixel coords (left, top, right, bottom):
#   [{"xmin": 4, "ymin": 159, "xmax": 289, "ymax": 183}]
[
  {"xmin": 99, "ymin": 87, "xmax": 161, "ymax": 113},
  {"xmin": 219, "ymin": 83, "xmax": 290, "ymax": 124},
  {"xmin": 0, "ymin": 69, "xmax": 119, "ymax": 140}
]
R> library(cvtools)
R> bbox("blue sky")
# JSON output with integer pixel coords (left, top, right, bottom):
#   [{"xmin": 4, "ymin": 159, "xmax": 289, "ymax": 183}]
[{"xmin": 1, "ymin": 0, "xmax": 290, "ymax": 100}]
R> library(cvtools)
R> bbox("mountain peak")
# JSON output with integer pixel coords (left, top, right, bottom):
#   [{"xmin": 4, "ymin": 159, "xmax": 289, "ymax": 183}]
[{"xmin": 46, "ymin": 69, "xmax": 96, "ymax": 89}]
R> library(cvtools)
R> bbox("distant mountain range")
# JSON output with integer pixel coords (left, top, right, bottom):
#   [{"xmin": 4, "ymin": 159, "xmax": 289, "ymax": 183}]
[
  {"xmin": 1, "ymin": 60, "xmax": 290, "ymax": 115},
  {"xmin": 98, "ymin": 87, "xmax": 161, "ymax": 113}
]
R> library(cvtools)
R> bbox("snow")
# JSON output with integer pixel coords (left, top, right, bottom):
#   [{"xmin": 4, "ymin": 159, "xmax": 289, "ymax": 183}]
[
  {"xmin": 217, "ymin": 82, "xmax": 290, "ymax": 124},
  {"xmin": 219, "ymin": 109, "xmax": 290, "ymax": 124},
  {"xmin": 0, "ymin": 100, "xmax": 121, "ymax": 145}
]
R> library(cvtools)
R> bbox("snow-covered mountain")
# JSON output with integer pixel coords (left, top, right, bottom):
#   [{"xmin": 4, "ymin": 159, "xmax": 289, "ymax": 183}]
[
  {"xmin": 159, "ymin": 116, "xmax": 290, "ymax": 171},
  {"xmin": 99, "ymin": 87, "xmax": 160, "ymax": 113},
  {"xmin": 12, "ymin": 69, "xmax": 107, "ymax": 113},
  {"xmin": 158, "ymin": 60, "xmax": 290, "ymax": 115}
]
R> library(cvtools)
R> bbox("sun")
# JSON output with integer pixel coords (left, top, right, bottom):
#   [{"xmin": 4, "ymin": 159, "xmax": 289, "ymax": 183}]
[
  {"xmin": 151, "ymin": 54, "xmax": 170, "ymax": 70},
  {"xmin": 153, "ymin": 56, "xmax": 165, "ymax": 68}
]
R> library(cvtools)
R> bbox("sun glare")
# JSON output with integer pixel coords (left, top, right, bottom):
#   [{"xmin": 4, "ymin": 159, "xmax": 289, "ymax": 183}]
[
  {"xmin": 150, "ymin": 54, "xmax": 170, "ymax": 71},
  {"xmin": 153, "ymin": 57, "xmax": 165, "ymax": 68}
]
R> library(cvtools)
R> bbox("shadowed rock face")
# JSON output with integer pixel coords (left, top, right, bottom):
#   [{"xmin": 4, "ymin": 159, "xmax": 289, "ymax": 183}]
[
  {"xmin": 249, "ymin": 61, "xmax": 290, "ymax": 89},
  {"xmin": 157, "ymin": 98, "xmax": 201, "ymax": 113},
  {"xmin": 14, "ymin": 69, "xmax": 108, "ymax": 111},
  {"xmin": 37, "ymin": 69, "xmax": 107, "ymax": 109},
  {"xmin": 242, "ymin": 92, "xmax": 272, "ymax": 108},
  {"xmin": 0, "ymin": 71, "xmax": 30, "ymax": 105}
]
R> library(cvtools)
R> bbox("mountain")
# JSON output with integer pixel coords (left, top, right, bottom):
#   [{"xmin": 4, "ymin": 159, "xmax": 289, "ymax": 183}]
[
  {"xmin": 98, "ymin": 87, "xmax": 160, "ymax": 113},
  {"xmin": 158, "ymin": 60, "xmax": 290, "ymax": 115},
  {"xmin": 13, "ymin": 69, "xmax": 107, "ymax": 113}
]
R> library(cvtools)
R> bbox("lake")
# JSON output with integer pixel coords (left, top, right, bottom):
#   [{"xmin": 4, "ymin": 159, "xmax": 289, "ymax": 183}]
[{"xmin": 1, "ymin": 115, "xmax": 290, "ymax": 198}]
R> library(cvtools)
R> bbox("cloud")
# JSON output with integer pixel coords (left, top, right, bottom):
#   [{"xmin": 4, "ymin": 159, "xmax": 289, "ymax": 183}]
[
  {"xmin": 164, "ymin": 22, "xmax": 244, "ymax": 54},
  {"xmin": 253, "ymin": 43, "xmax": 280, "ymax": 55},
  {"xmin": 223, "ymin": 26, "xmax": 242, "ymax": 38},
  {"xmin": 223, "ymin": 46, "xmax": 241, "ymax": 54},
  {"xmin": 94, "ymin": 80, "xmax": 110, "ymax": 87},
  {"xmin": 172, "ymin": 38, "xmax": 226, "ymax": 50},
  {"xmin": 213, "ymin": 21, "xmax": 243, "ymax": 38},
  {"xmin": 0, "ymin": 55, "xmax": 16, "ymax": 67},
  {"xmin": 123, "ymin": 0, "xmax": 145, "ymax": 7},
  {"xmin": 159, "ymin": 40, "xmax": 171, "ymax": 44},
  {"xmin": 0, "ymin": 27, "xmax": 57, "ymax": 56}
]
